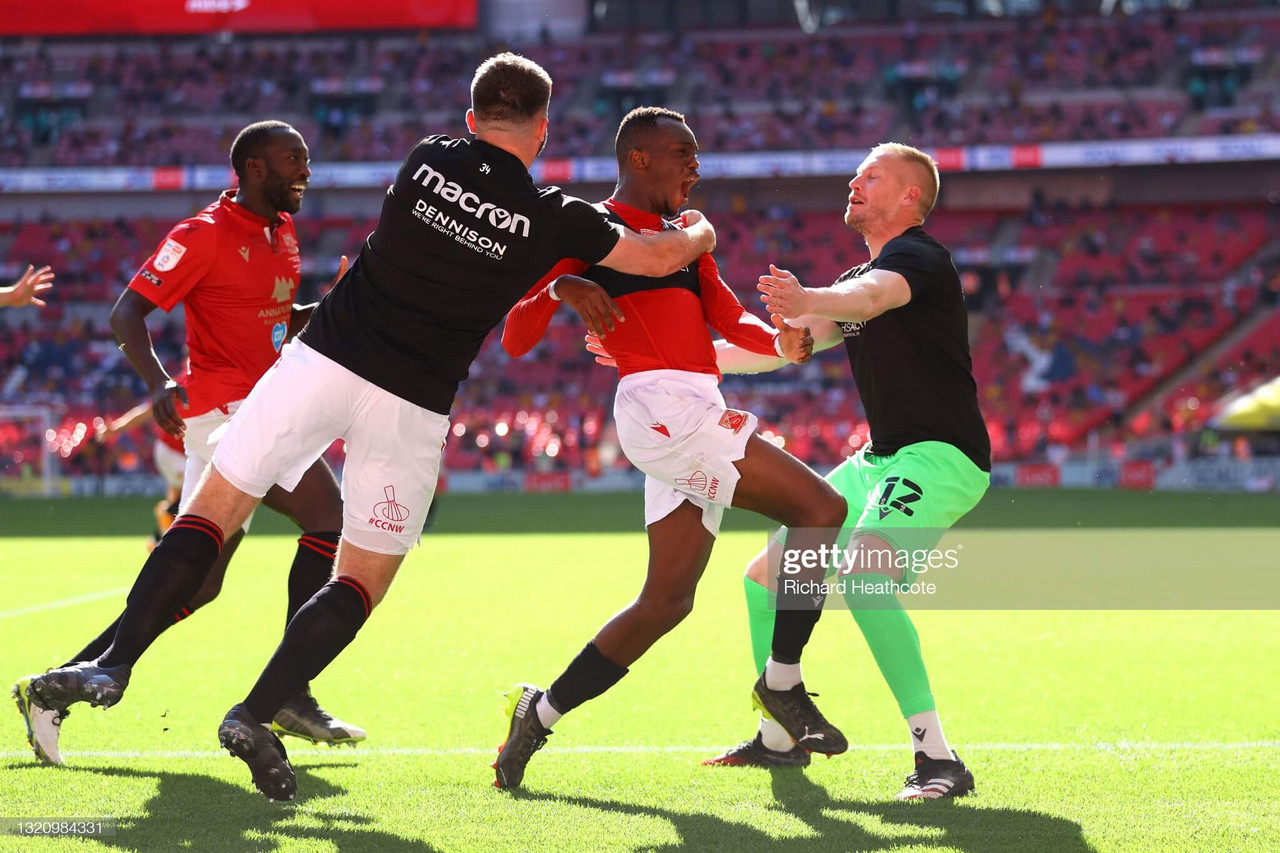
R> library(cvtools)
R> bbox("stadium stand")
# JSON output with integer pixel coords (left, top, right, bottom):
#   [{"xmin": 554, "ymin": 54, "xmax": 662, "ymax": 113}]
[
  {"xmin": 4, "ymin": 197, "xmax": 1275, "ymax": 477},
  {"xmin": 2, "ymin": 6, "xmax": 1276, "ymax": 165}
]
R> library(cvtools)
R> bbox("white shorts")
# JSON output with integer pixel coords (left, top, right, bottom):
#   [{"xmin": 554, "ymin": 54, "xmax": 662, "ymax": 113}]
[
  {"xmin": 212, "ymin": 339, "xmax": 450, "ymax": 556},
  {"xmin": 182, "ymin": 401, "xmax": 258, "ymax": 534},
  {"xmin": 152, "ymin": 438, "xmax": 186, "ymax": 492},
  {"xmin": 614, "ymin": 369, "xmax": 758, "ymax": 537}
]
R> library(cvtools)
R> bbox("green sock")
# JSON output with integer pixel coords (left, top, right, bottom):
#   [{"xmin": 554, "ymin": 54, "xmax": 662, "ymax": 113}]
[
  {"xmin": 843, "ymin": 574, "xmax": 936, "ymax": 717},
  {"xmin": 743, "ymin": 575, "xmax": 775, "ymax": 677}
]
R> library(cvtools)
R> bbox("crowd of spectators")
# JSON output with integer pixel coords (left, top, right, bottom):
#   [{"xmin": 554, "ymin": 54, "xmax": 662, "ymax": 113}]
[
  {"xmin": 1, "ymin": 7, "xmax": 1276, "ymax": 167},
  {"xmin": 3, "ymin": 199, "xmax": 1274, "ymax": 481}
]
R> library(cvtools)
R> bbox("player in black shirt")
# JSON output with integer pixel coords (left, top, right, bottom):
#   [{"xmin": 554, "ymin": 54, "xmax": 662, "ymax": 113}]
[
  {"xmin": 703, "ymin": 143, "xmax": 990, "ymax": 800},
  {"xmin": 25, "ymin": 54, "xmax": 716, "ymax": 802}
]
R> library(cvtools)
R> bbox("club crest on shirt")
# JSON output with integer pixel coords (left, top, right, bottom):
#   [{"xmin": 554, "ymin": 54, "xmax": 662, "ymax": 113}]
[
  {"xmin": 271, "ymin": 321, "xmax": 287, "ymax": 352},
  {"xmin": 154, "ymin": 239, "xmax": 187, "ymax": 272},
  {"xmin": 272, "ymin": 276, "xmax": 295, "ymax": 303}
]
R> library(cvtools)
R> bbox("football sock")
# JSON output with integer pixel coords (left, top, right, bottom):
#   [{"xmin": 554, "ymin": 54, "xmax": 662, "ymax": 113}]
[
  {"xmin": 906, "ymin": 709, "xmax": 952, "ymax": 760},
  {"xmin": 534, "ymin": 694, "xmax": 561, "ymax": 729},
  {"xmin": 544, "ymin": 642, "xmax": 628, "ymax": 718},
  {"xmin": 743, "ymin": 575, "xmax": 775, "ymax": 676},
  {"xmin": 746, "ymin": 574, "xmax": 797, "ymax": 751},
  {"xmin": 287, "ymin": 531, "xmax": 339, "ymax": 624},
  {"xmin": 764, "ymin": 658, "xmax": 803, "ymax": 691},
  {"xmin": 770, "ymin": 608, "xmax": 821, "ymax": 665},
  {"xmin": 243, "ymin": 576, "xmax": 371, "ymax": 723},
  {"xmin": 65, "ymin": 614, "xmax": 123, "ymax": 666},
  {"xmin": 770, "ymin": 525, "xmax": 829, "ymax": 664},
  {"xmin": 759, "ymin": 717, "xmax": 795, "ymax": 752},
  {"xmin": 98, "ymin": 515, "xmax": 224, "ymax": 668},
  {"xmin": 843, "ymin": 574, "xmax": 936, "ymax": 719}
]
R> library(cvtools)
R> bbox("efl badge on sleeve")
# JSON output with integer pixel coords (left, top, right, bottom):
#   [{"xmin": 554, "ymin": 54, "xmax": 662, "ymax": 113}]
[{"xmin": 154, "ymin": 239, "xmax": 187, "ymax": 272}]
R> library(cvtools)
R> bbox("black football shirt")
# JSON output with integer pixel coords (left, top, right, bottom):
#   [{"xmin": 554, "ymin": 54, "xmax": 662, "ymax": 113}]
[
  {"xmin": 837, "ymin": 226, "xmax": 991, "ymax": 471},
  {"xmin": 302, "ymin": 136, "xmax": 620, "ymax": 414}
]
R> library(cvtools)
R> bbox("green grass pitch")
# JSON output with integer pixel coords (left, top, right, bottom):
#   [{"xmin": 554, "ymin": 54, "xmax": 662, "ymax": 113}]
[{"xmin": 2, "ymin": 490, "xmax": 1278, "ymax": 852}]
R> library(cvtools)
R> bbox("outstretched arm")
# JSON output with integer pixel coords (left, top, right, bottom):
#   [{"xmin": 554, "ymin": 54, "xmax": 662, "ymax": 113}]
[
  {"xmin": 758, "ymin": 264, "xmax": 910, "ymax": 324},
  {"xmin": 595, "ymin": 211, "xmax": 716, "ymax": 278},
  {"xmin": 99, "ymin": 402, "xmax": 155, "ymax": 439},
  {"xmin": 698, "ymin": 255, "xmax": 812, "ymax": 364},
  {"xmin": 714, "ymin": 317, "xmax": 843, "ymax": 374},
  {"xmin": 0, "ymin": 265, "xmax": 54, "ymax": 308}
]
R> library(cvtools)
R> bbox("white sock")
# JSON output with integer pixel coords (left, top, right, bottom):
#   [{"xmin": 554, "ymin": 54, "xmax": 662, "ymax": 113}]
[
  {"xmin": 758, "ymin": 716, "xmax": 795, "ymax": 752},
  {"xmin": 535, "ymin": 693, "xmax": 561, "ymax": 729},
  {"xmin": 907, "ymin": 710, "xmax": 952, "ymax": 760},
  {"xmin": 764, "ymin": 658, "xmax": 803, "ymax": 691}
]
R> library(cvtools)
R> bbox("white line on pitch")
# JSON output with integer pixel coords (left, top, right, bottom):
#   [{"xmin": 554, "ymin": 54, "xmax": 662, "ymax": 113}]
[
  {"xmin": 0, "ymin": 587, "xmax": 128, "ymax": 621},
  {"xmin": 1, "ymin": 741, "xmax": 1276, "ymax": 760}
]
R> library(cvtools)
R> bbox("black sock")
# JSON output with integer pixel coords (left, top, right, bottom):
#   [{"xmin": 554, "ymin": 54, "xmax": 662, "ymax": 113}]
[
  {"xmin": 769, "ymin": 609, "xmax": 822, "ymax": 665},
  {"xmin": 288, "ymin": 531, "xmax": 339, "ymax": 625},
  {"xmin": 65, "ymin": 598, "xmax": 204, "ymax": 668},
  {"xmin": 65, "ymin": 613, "xmax": 123, "ymax": 666},
  {"xmin": 243, "ymin": 576, "xmax": 371, "ymax": 723},
  {"xmin": 545, "ymin": 642, "xmax": 629, "ymax": 716},
  {"xmin": 769, "ymin": 525, "xmax": 830, "ymax": 665},
  {"xmin": 98, "ymin": 515, "xmax": 224, "ymax": 668}
]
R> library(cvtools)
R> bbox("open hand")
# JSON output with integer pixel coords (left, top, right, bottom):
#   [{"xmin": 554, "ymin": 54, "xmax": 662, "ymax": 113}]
[
  {"xmin": 3, "ymin": 265, "xmax": 54, "ymax": 308},
  {"xmin": 757, "ymin": 264, "xmax": 812, "ymax": 320},
  {"xmin": 584, "ymin": 333, "xmax": 617, "ymax": 368}
]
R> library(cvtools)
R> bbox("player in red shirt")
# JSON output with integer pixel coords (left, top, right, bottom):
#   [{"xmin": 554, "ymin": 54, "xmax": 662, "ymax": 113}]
[
  {"xmin": 13, "ymin": 122, "xmax": 364, "ymax": 767},
  {"xmin": 492, "ymin": 108, "xmax": 850, "ymax": 789}
]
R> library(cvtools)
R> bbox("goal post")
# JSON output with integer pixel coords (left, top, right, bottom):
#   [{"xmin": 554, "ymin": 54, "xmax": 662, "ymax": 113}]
[{"xmin": 0, "ymin": 404, "xmax": 60, "ymax": 499}]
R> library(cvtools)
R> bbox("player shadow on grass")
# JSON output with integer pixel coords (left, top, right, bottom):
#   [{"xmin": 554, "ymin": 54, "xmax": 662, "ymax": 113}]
[
  {"xmin": 3, "ymin": 761, "xmax": 437, "ymax": 853},
  {"xmin": 508, "ymin": 767, "xmax": 1094, "ymax": 852}
]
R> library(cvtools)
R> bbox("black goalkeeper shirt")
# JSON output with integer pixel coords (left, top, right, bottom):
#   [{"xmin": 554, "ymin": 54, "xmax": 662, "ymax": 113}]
[
  {"xmin": 838, "ymin": 226, "xmax": 991, "ymax": 471},
  {"xmin": 302, "ymin": 136, "xmax": 620, "ymax": 414}
]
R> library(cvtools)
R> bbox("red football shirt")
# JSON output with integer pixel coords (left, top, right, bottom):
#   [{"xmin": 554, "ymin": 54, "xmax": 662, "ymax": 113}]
[
  {"xmin": 127, "ymin": 191, "xmax": 303, "ymax": 417},
  {"xmin": 502, "ymin": 198, "xmax": 779, "ymax": 378}
]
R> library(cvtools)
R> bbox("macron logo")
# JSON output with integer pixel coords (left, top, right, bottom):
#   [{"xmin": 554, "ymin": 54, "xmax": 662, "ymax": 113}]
[{"xmin": 412, "ymin": 163, "xmax": 530, "ymax": 237}]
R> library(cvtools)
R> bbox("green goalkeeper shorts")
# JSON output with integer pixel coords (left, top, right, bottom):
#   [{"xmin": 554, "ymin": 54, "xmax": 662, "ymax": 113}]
[
  {"xmin": 828, "ymin": 441, "xmax": 989, "ymax": 537},
  {"xmin": 771, "ymin": 441, "xmax": 988, "ymax": 584},
  {"xmin": 826, "ymin": 441, "xmax": 988, "ymax": 583}
]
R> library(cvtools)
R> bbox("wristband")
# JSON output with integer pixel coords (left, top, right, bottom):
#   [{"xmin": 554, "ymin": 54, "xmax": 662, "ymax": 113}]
[
  {"xmin": 773, "ymin": 334, "xmax": 785, "ymax": 357},
  {"xmin": 548, "ymin": 280, "xmax": 562, "ymax": 302}
]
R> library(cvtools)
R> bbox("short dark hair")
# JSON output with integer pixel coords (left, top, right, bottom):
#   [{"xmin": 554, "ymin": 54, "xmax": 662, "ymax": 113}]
[
  {"xmin": 230, "ymin": 120, "xmax": 296, "ymax": 179},
  {"xmin": 470, "ymin": 53, "xmax": 553, "ymax": 124},
  {"xmin": 614, "ymin": 106, "xmax": 687, "ymax": 165}
]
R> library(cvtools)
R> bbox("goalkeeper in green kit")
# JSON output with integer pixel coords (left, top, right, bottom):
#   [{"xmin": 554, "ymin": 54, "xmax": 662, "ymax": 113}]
[{"xmin": 592, "ymin": 143, "xmax": 990, "ymax": 799}]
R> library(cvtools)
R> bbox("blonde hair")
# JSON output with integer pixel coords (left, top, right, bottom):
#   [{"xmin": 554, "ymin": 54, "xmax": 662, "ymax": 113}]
[{"xmin": 869, "ymin": 142, "xmax": 939, "ymax": 219}]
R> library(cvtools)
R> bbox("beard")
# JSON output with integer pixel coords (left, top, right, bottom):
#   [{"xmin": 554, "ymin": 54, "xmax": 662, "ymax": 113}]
[
  {"xmin": 264, "ymin": 172, "xmax": 298, "ymax": 215},
  {"xmin": 845, "ymin": 203, "xmax": 885, "ymax": 235}
]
